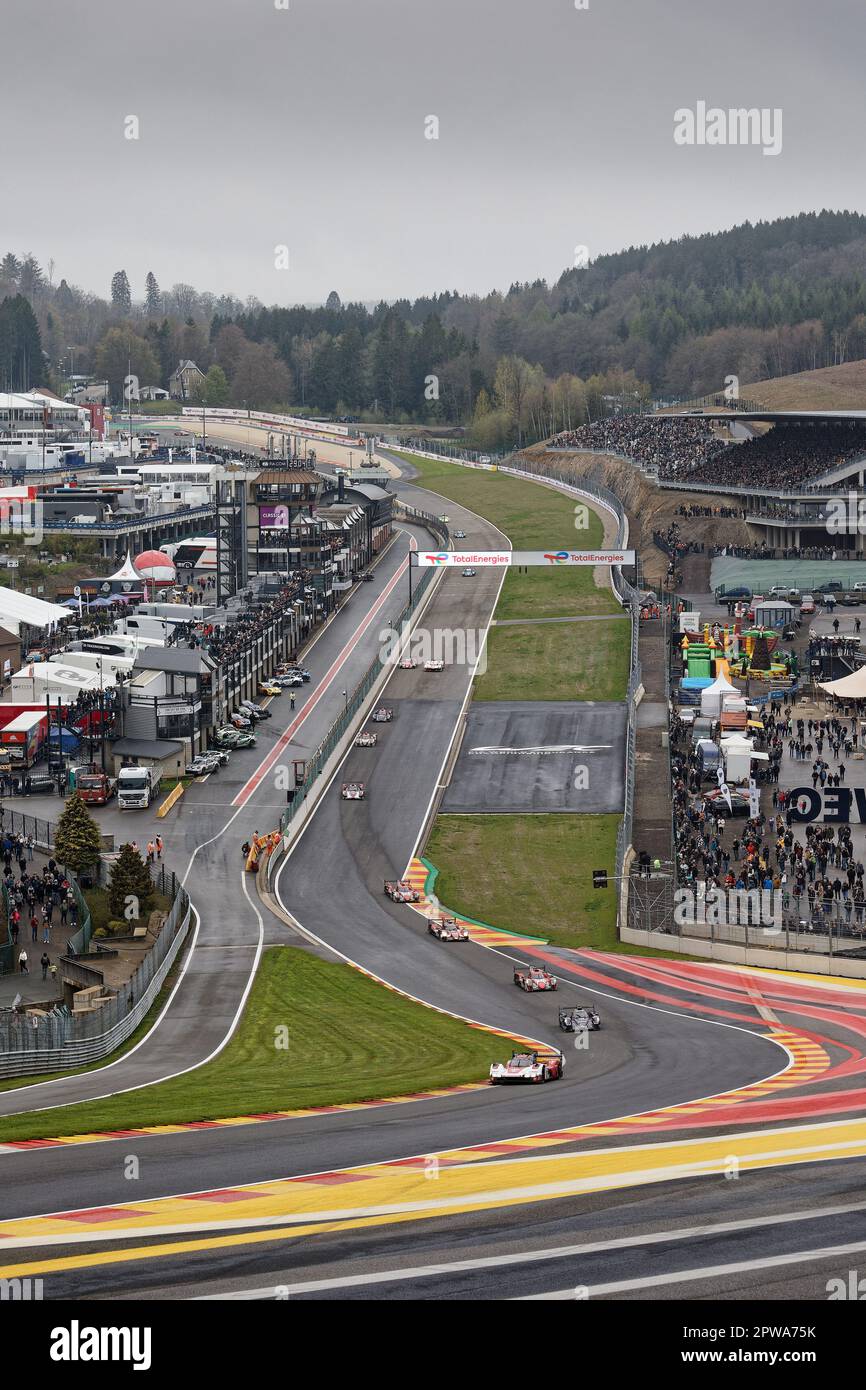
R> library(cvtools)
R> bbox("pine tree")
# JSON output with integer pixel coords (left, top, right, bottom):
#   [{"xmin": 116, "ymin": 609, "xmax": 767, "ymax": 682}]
[
  {"xmin": 145, "ymin": 271, "xmax": 161, "ymax": 317},
  {"xmin": 111, "ymin": 269, "xmax": 132, "ymax": 314},
  {"xmin": 107, "ymin": 843, "xmax": 153, "ymax": 921},
  {"xmin": 54, "ymin": 793, "xmax": 103, "ymax": 875},
  {"xmin": 0, "ymin": 252, "xmax": 20, "ymax": 286}
]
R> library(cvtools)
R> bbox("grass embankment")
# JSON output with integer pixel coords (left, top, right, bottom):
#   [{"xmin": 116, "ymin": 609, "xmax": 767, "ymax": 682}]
[
  {"xmin": 0, "ymin": 948, "xmax": 522, "ymax": 1141},
  {"xmin": 475, "ymin": 618, "xmax": 630, "ymax": 703},
  {"xmin": 394, "ymin": 451, "xmax": 620, "ymax": 621},
  {"xmin": 426, "ymin": 816, "xmax": 620, "ymax": 949}
]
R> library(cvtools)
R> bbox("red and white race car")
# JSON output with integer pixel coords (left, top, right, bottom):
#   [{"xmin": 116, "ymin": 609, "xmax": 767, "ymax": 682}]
[
  {"xmin": 355, "ymin": 732, "xmax": 377, "ymax": 747},
  {"xmin": 371, "ymin": 707, "xmax": 393, "ymax": 723},
  {"xmin": 341, "ymin": 782, "xmax": 365, "ymax": 800},
  {"xmin": 398, "ymin": 657, "xmax": 418, "ymax": 669},
  {"xmin": 427, "ymin": 916, "xmax": 470, "ymax": 941},
  {"xmin": 514, "ymin": 966, "xmax": 557, "ymax": 992},
  {"xmin": 490, "ymin": 1050, "xmax": 564, "ymax": 1084},
  {"xmin": 384, "ymin": 879, "xmax": 422, "ymax": 903},
  {"xmin": 424, "ymin": 660, "xmax": 444, "ymax": 672}
]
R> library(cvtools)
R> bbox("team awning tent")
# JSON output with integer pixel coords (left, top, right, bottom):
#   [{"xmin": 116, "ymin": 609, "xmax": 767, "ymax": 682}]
[
  {"xmin": 0, "ymin": 589, "xmax": 73, "ymax": 631},
  {"xmin": 819, "ymin": 667, "xmax": 866, "ymax": 700}
]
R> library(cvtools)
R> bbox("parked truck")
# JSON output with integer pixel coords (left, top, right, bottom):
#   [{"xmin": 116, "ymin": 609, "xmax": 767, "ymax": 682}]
[
  {"xmin": 0, "ymin": 711, "xmax": 48, "ymax": 767},
  {"xmin": 74, "ymin": 765, "xmax": 117, "ymax": 806},
  {"xmin": 117, "ymin": 764, "xmax": 162, "ymax": 810}
]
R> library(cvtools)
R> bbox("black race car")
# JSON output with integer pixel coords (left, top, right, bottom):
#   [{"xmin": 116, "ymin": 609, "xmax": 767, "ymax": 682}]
[{"xmin": 559, "ymin": 1004, "xmax": 601, "ymax": 1032}]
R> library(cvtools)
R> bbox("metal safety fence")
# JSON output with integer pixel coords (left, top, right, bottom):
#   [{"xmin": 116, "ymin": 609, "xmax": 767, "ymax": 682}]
[{"xmin": 0, "ymin": 865, "xmax": 191, "ymax": 1077}]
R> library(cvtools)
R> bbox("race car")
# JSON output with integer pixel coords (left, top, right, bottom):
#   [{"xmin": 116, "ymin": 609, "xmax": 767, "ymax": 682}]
[
  {"xmin": 341, "ymin": 781, "xmax": 365, "ymax": 800},
  {"xmin": 398, "ymin": 657, "xmax": 418, "ymax": 669},
  {"xmin": 489, "ymin": 1051, "xmax": 565, "ymax": 1084},
  {"xmin": 371, "ymin": 707, "xmax": 393, "ymax": 723},
  {"xmin": 454, "ymin": 530, "xmax": 467, "ymax": 539},
  {"xmin": 559, "ymin": 1003, "xmax": 601, "ymax": 1032},
  {"xmin": 384, "ymin": 879, "xmax": 422, "ymax": 903},
  {"xmin": 427, "ymin": 916, "xmax": 470, "ymax": 941},
  {"xmin": 424, "ymin": 659, "xmax": 444, "ymax": 672},
  {"xmin": 514, "ymin": 965, "xmax": 557, "ymax": 992},
  {"xmin": 355, "ymin": 731, "xmax": 378, "ymax": 747},
  {"xmin": 462, "ymin": 568, "xmax": 477, "ymax": 577},
  {"xmin": 258, "ymin": 682, "xmax": 282, "ymax": 697}
]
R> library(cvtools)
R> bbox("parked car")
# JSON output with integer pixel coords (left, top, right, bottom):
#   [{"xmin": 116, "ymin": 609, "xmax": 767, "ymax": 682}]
[
  {"xmin": 259, "ymin": 682, "xmax": 282, "ymax": 697},
  {"xmin": 241, "ymin": 700, "xmax": 271, "ymax": 720},
  {"xmin": 229, "ymin": 711, "xmax": 252, "ymax": 729},
  {"xmin": 800, "ymin": 595, "xmax": 816, "ymax": 614},
  {"xmin": 187, "ymin": 755, "xmax": 218, "ymax": 777},
  {"xmin": 715, "ymin": 586, "xmax": 752, "ymax": 603}
]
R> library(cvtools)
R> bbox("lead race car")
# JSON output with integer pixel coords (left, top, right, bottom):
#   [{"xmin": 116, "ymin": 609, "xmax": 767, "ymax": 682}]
[
  {"xmin": 559, "ymin": 1003, "xmax": 601, "ymax": 1032},
  {"xmin": 490, "ymin": 1050, "xmax": 565, "ymax": 1084},
  {"xmin": 371, "ymin": 707, "xmax": 393, "ymax": 723},
  {"xmin": 427, "ymin": 916, "xmax": 470, "ymax": 941},
  {"xmin": 384, "ymin": 879, "xmax": 422, "ymax": 903},
  {"xmin": 514, "ymin": 965, "xmax": 558, "ymax": 992},
  {"xmin": 424, "ymin": 659, "xmax": 444, "ymax": 672},
  {"xmin": 340, "ymin": 781, "xmax": 365, "ymax": 800},
  {"xmin": 355, "ymin": 731, "xmax": 378, "ymax": 747}
]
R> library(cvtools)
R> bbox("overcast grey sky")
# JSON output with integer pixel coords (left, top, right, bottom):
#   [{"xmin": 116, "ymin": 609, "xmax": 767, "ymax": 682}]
[{"xmin": 4, "ymin": 0, "xmax": 863, "ymax": 305}]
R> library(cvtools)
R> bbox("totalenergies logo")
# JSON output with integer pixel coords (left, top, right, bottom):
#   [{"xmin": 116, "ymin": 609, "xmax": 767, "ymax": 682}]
[
  {"xmin": 424, "ymin": 553, "xmax": 449, "ymax": 564},
  {"xmin": 543, "ymin": 552, "xmax": 570, "ymax": 564}
]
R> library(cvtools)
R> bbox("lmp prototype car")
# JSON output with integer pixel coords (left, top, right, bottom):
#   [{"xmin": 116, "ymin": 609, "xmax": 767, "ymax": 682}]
[
  {"xmin": 490, "ymin": 1051, "xmax": 565, "ymax": 1084},
  {"xmin": 398, "ymin": 657, "xmax": 418, "ymax": 669},
  {"xmin": 462, "ymin": 568, "xmax": 477, "ymax": 577},
  {"xmin": 424, "ymin": 659, "xmax": 444, "ymax": 672},
  {"xmin": 427, "ymin": 916, "xmax": 470, "ymax": 941},
  {"xmin": 559, "ymin": 1003, "xmax": 601, "ymax": 1032},
  {"xmin": 341, "ymin": 781, "xmax": 365, "ymax": 800},
  {"xmin": 384, "ymin": 879, "xmax": 422, "ymax": 903},
  {"xmin": 355, "ymin": 731, "xmax": 378, "ymax": 747},
  {"xmin": 514, "ymin": 966, "xmax": 558, "ymax": 992},
  {"xmin": 371, "ymin": 707, "xmax": 393, "ymax": 723}
]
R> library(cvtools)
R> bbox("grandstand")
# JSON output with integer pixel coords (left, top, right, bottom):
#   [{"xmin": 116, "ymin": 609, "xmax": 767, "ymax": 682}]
[{"xmin": 549, "ymin": 408, "xmax": 866, "ymax": 554}]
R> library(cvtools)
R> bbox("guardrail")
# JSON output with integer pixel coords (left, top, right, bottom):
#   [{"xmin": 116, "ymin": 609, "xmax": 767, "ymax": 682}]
[{"xmin": 0, "ymin": 865, "xmax": 192, "ymax": 1077}]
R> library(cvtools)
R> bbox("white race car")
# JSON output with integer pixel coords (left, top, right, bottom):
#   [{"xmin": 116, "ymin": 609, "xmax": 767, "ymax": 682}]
[
  {"xmin": 514, "ymin": 966, "xmax": 557, "ymax": 992},
  {"xmin": 355, "ymin": 732, "xmax": 378, "ymax": 747},
  {"xmin": 424, "ymin": 660, "xmax": 444, "ymax": 672},
  {"xmin": 490, "ymin": 1051, "xmax": 565, "ymax": 1084},
  {"xmin": 341, "ymin": 782, "xmax": 365, "ymax": 800},
  {"xmin": 427, "ymin": 916, "xmax": 470, "ymax": 941},
  {"xmin": 384, "ymin": 879, "xmax": 421, "ymax": 903},
  {"xmin": 371, "ymin": 707, "xmax": 393, "ymax": 723}
]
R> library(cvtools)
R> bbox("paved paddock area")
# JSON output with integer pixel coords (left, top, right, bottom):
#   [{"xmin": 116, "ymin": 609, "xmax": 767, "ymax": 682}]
[{"xmin": 442, "ymin": 701, "xmax": 626, "ymax": 814}]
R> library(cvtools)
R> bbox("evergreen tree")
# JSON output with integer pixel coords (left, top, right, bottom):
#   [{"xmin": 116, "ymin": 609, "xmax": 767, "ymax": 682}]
[
  {"xmin": 107, "ymin": 843, "xmax": 153, "ymax": 921},
  {"xmin": 0, "ymin": 252, "xmax": 20, "ymax": 286},
  {"xmin": 203, "ymin": 363, "xmax": 229, "ymax": 406},
  {"xmin": 54, "ymin": 793, "xmax": 103, "ymax": 875},
  {"xmin": 111, "ymin": 269, "xmax": 132, "ymax": 313},
  {"xmin": 0, "ymin": 295, "xmax": 44, "ymax": 391},
  {"xmin": 144, "ymin": 271, "xmax": 161, "ymax": 317},
  {"xmin": 18, "ymin": 254, "xmax": 45, "ymax": 299}
]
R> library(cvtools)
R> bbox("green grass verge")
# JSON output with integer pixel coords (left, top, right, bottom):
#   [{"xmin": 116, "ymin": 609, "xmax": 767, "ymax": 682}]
[
  {"xmin": 476, "ymin": 617, "xmax": 630, "ymax": 702},
  {"xmin": 0, "ymin": 947, "xmax": 523, "ymax": 1141},
  {"xmin": 395, "ymin": 451, "xmax": 619, "ymax": 619},
  {"xmin": 426, "ymin": 815, "xmax": 620, "ymax": 949}
]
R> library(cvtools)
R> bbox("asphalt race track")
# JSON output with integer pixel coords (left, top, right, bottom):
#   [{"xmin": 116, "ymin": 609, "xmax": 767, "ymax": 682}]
[
  {"xmin": 2, "ymin": 445, "xmax": 866, "ymax": 1302},
  {"xmin": 441, "ymin": 701, "xmax": 627, "ymax": 813}
]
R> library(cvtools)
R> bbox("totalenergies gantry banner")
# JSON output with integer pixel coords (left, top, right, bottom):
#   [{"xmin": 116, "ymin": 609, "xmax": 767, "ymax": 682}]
[{"xmin": 413, "ymin": 550, "xmax": 636, "ymax": 567}]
